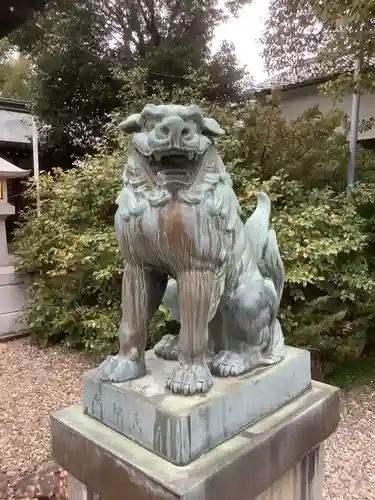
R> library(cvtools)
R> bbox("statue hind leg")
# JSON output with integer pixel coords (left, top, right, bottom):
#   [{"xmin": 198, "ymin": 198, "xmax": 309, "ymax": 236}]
[
  {"xmin": 99, "ymin": 264, "xmax": 167, "ymax": 382},
  {"xmin": 211, "ymin": 276, "xmax": 284, "ymax": 377},
  {"xmin": 210, "ymin": 317, "xmax": 283, "ymax": 377},
  {"xmin": 263, "ymin": 318, "xmax": 284, "ymax": 363},
  {"xmin": 154, "ymin": 278, "xmax": 180, "ymax": 360}
]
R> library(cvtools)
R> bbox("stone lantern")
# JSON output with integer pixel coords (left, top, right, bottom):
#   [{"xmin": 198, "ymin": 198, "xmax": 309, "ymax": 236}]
[{"xmin": 0, "ymin": 156, "xmax": 30, "ymax": 339}]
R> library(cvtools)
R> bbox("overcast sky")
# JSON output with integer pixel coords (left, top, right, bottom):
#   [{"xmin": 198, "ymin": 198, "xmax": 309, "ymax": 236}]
[{"xmin": 213, "ymin": 0, "xmax": 270, "ymax": 83}]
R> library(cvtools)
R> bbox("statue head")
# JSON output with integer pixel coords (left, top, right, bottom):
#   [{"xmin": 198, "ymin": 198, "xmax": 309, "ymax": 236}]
[{"xmin": 118, "ymin": 104, "xmax": 225, "ymax": 181}]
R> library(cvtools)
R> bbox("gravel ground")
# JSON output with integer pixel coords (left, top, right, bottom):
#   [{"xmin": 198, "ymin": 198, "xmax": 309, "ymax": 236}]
[
  {"xmin": 324, "ymin": 383, "xmax": 375, "ymax": 500},
  {"xmin": 0, "ymin": 338, "xmax": 92, "ymax": 499},
  {"xmin": 0, "ymin": 338, "xmax": 374, "ymax": 499}
]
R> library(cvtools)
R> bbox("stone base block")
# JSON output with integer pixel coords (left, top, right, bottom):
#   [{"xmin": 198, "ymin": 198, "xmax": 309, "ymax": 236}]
[
  {"xmin": 0, "ymin": 311, "xmax": 28, "ymax": 338},
  {"xmin": 83, "ymin": 346, "xmax": 311, "ymax": 465},
  {"xmin": 255, "ymin": 445, "xmax": 324, "ymax": 500},
  {"xmin": 0, "ymin": 265, "xmax": 28, "ymax": 339},
  {"xmin": 51, "ymin": 381, "xmax": 340, "ymax": 500},
  {"xmin": 65, "ymin": 445, "xmax": 324, "ymax": 500}
]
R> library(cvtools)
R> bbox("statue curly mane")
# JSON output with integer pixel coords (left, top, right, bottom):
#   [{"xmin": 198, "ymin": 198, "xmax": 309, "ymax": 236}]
[{"xmin": 116, "ymin": 142, "xmax": 241, "ymax": 239}]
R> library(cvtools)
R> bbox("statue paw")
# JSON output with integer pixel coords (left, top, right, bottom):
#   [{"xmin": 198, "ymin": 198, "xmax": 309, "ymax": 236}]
[
  {"xmin": 165, "ymin": 362, "xmax": 213, "ymax": 396},
  {"xmin": 154, "ymin": 334, "xmax": 180, "ymax": 360},
  {"xmin": 98, "ymin": 354, "xmax": 146, "ymax": 382},
  {"xmin": 210, "ymin": 350, "xmax": 251, "ymax": 377}
]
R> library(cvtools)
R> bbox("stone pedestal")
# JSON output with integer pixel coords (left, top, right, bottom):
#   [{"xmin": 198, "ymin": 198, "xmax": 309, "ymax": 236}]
[
  {"xmin": 0, "ymin": 157, "xmax": 29, "ymax": 340},
  {"xmin": 83, "ymin": 347, "xmax": 312, "ymax": 465},
  {"xmin": 51, "ymin": 380, "xmax": 339, "ymax": 500},
  {"xmin": 51, "ymin": 346, "xmax": 340, "ymax": 500}
]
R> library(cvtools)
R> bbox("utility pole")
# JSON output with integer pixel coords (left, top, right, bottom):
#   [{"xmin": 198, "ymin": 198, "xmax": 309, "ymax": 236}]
[
  {"xmin": 348, "ymin": 53, "xmax": 362, "ymax": 187},
  {"xmin": 31, "ymin": 116, "xmax": 41, "ymax": 216}
]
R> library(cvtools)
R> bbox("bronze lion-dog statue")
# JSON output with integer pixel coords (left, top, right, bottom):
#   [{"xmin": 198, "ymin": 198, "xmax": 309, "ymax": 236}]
[{"xmin": 98, "ymin": 104, "xmax": 285, "ymax": 396}]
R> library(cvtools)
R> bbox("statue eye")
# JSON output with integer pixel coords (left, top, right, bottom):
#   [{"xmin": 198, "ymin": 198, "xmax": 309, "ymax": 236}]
[
  {"xmin": 144, "ymin": 118, "xmax": 158, "ymax": 131},
  {"xmin": 185, "ymin": 119, "xmax": 198, "ymax": 132}
]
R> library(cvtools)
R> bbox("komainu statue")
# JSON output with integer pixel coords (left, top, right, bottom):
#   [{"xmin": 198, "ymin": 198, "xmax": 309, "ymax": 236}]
[{"xmin": 98, "ymin": 104, "xmax": 285, "ymax": 396}]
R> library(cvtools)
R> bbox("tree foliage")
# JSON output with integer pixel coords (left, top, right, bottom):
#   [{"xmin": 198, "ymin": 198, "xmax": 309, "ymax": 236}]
[
  {"xmin": 0, "ymin": 38, "xmax": 32, "ymax": 100},
  {"xmin": 262, "ymin": 0, "xmax": 375, "ymax": 96},
  {"xmin": 8, "ymin": 0, "xmax": 251, "ymax": 166},
  {"xmin": 12, "ymin": 73, "xmax": 375, "ymax": 368},
  {"xmin": 263, "ymin": 0, "xmax": 375, "ymax": 70},
  {"xmin": 9, "ymin": 2, "xmax": 123, "ymax": 166}
]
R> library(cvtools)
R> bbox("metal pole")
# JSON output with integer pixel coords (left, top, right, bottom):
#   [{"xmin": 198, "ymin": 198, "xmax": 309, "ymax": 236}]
[
  {"xmin": 31, "ymin": 116, "xmax": 41, "ymax": 216},
  {"xmin": 348, "ymin": 53, "xmax": 362, "ymax": 187}
]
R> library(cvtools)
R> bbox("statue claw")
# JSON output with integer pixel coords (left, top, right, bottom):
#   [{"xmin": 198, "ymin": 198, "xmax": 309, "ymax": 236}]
[
  {"xmin": 211, "ymin": 343, "xmax": 283, "ymax": 377},
  {"xmin": 166, "ymin": 362, "xmax": 213, "ymax": 395},
  {"xmin": 154, "ymin": 334, "xmax": 180, "ymax": 360},
  {"xmin": 98, "ymin": 355, "xmax": 118, "ymax": 381},
  {"xmin": 211, "ymin": 350, "xmax": 252, "ymax": 377},
  {"xmin": 98, "ymin": 354, "xmax": 146, "ymax": 383}
]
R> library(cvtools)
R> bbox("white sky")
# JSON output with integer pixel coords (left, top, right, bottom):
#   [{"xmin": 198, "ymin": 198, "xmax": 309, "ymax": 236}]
[{"xmin": 213, "ymin": 0, "xmax": 270, "ymax": 83}]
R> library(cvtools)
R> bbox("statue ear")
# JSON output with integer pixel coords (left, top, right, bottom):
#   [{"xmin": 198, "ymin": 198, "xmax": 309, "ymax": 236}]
[
  {"xmin": 118, "ymin": 113, "xmax": 141, "ymax": 133},
  {"xmin": 202, "ymin": 117, "xmax": 225, "ymax": 137}
]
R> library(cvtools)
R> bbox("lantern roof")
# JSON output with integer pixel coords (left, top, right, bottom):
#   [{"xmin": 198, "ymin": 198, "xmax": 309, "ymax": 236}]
[{"xmin": 0, "ymin": 156, "xmax": 30, "ymax": 178}]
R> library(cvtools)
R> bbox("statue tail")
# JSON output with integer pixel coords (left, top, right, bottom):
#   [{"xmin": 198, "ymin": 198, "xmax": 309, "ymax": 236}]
[
  {"xmin": 263, "ymin": 229, "xmax": 284, "ymax": 310},
  {"xmin": 244, "ymin": 191, "xmax": 271, "ymax": 271},
  {"xmin": 262, "ymin": 229, "xmax": 285, "ymax": 354},
  {"xmin": 243, "ymin": 191, "xmax": 284, "ymax": 308}
]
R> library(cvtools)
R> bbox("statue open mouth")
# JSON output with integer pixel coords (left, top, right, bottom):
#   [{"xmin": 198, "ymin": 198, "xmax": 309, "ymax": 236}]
[
  {"xmin": 147, "ymin": 148, "xmax": 202, "ymax": 188},
  {"xmin": 151, "ymin": 149, "xmax": 200, "ymax": 163}
]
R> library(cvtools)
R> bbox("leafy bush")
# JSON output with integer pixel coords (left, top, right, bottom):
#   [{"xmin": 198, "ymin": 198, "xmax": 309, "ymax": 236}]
[
  {"xmin": 241, "ymin": 176, "xmax": 375, "ymax": 367},
  {"xmin": 227, "ymin": 97, "xmax": 375, "ymax": 368},
  {"xmin": 14, "ymin": 146, "xmax": 125, "ymax": 353},
  {"xmin": 13, "ymin": 85, "xmax": 375, "ymax": 369}
]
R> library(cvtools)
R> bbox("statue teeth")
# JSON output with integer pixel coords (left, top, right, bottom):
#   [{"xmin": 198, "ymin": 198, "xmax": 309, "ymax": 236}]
[
  {"xmin": 188, "ymin": 151, "xmax": 194, "ymax": 160},
  {"xmin": 154, "ymin": 152, "xmax": 162, "ymax": 162}
]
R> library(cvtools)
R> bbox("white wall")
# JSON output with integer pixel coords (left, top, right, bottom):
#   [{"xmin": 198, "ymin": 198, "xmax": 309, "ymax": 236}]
[{"xmin": 278, "ymin": 84, "xmax": 375, "ymax": 140}]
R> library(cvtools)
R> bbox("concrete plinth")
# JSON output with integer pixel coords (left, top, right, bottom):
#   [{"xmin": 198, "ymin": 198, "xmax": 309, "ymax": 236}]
[
  {"xmin": 51, "ymin": 381, "xmax": 340, "ymax": 500},
  {"xmin": 83, "ymin": 347, "xmax": 311, "ymax": 465}
]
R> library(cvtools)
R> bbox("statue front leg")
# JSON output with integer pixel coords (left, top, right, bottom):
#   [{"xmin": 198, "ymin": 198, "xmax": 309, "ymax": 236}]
[
  {"xmin": 166, "ymin": 270, "xmax": 214, "ymax": 396},
  {"xmin": 155, "ymin": 279, "xmax": 226, "ymax": 361},
  {"xmin": 99, "ymin": 264, "xmax": 167, "ymax": 382}
]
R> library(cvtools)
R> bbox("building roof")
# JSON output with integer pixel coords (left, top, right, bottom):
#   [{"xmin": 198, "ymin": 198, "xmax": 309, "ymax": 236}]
[
  {"xmin": 256, "ymin": 55, "xmax": 367, "ymax": 94},
  {"xmin": 0, "ymin": 97, "xmax": 28, "ymax": 113},
  {"xmin": 0, "ymin": 98, "xmax": 32, "ymax": 145},
  {"xmin": 256, "ymin": 59, "xmax": 332, "ymax": 93},
  {"xmin": 0, "ymin": 0, "xmax": 48, "ymax": 38}
]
